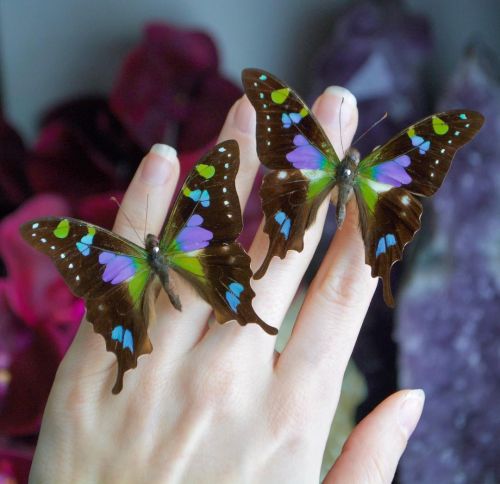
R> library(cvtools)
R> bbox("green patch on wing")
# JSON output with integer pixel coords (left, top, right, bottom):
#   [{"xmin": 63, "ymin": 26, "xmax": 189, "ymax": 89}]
[
  {"xmin": 169, "ymin": 251, "xmax": 205, "ymax": 278},
  {"xmin": 128, "ymin": 260, "xmax": 151, "ymax": 306},
  {"xmin": 303, "ymin": 169, "xmax": 334, "ymax": 200}
]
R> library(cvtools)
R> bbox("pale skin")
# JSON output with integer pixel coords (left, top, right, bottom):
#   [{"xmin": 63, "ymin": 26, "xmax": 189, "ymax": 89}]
[{"xmin": 30, "ymin": 87, "xmax": 424, "ymax": 483}]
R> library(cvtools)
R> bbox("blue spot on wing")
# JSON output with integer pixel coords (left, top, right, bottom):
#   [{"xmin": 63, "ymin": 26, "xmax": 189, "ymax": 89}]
[
  {"xmin": 281, "ymin": 112, "xmax": 303, "ymax": 129},
  {"xmin": 123, "ymin": 329, "xmax": 134, "ymax": 352},
  {"xmin": 459, "ymin": 113, "xmax": 467, "ymax": 120},
  {"xmin": 111, "ymin": 325, "xmax": 134, "ymax": 353},
  {"xmin": 111, "ymin": 325, "xmax": 124, "ymax": 342},
  {"xmin": 385, "ymin": 234, "xmax": 396, "ymax": 247},
  {"xmin": 226, "ymin": 282, "xmax": 244, "ymax": 313},
  {"xmin": 410, "ymin": 134, "xmax": 430, "ymax": 155},
  {"xmin": 76, "ymin": 233, "xmax": 94, "ymax": 256},
  {"xmin": 376, "ymin": 234, "xmax": 397, "ymax": 257},
  {"xmin": 189, "ymin": 189, "xmax": 210, "ymax": 208},
  {"xmin": 282, "ymin": 113, "xmax": 292, "ymax": 128},
  {"xmin": 259, "ymin": 74, "xmax": 267, "ymax": 81},
  {"xmin": 375, "ymin": 237, "xmax": 386, "ymax": 257},
  {"xmin": 274, "ymin": 211, "xmax": 291, "ymax": 239}
]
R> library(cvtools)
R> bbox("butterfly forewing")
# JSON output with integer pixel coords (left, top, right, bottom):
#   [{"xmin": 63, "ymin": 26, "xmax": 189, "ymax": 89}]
[
  {"xmin": 242, "ymin": 68, "xmax": 339, "ymax": 170},
  {"xmin": 355, "ymin": 110, "xmax": 484, "ymax": 305},
  {"xmin": 20, "ymin": 217, "xmax": 153, "ymax": 393},
  {"xmin": 243, "ymin": 68, "xmax": 339, "ymax": 277},
  {"xmin": 161, "ymin": 140, "xmax": 278, "ymax": 335}
]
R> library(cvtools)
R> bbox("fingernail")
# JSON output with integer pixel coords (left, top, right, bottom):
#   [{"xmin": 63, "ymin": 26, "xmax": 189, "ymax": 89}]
[
  {"xmin": 398, "ymin": 389, "xmax": 425, "ymax": 438},
  {"xmin": 141, "ymin": 144, "xmax": 177, "ymax": 185},
  {"xmin": 234, "ymin": 96, "xmax": 255, "ymax": 134},
  {"xmin": 317, "ymin": 85, "xmax": 357, "ymax": 126}
]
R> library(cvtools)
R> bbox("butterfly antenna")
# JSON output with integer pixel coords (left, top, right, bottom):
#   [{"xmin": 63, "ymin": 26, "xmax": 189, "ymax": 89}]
[
  {"xmin": 352, "ymin": 112, "xmax": 388, "ymax": 146},
  {"xmin": 339, "ymin": 97, "xmax": 345, "ymax": 156},
  {"xmin": 110, "ymin": 196, "xmax": 143, "ymax": 245},
  {"xmin": 144, "ymin": 193, "xmax": 149, "ymax": 241}
]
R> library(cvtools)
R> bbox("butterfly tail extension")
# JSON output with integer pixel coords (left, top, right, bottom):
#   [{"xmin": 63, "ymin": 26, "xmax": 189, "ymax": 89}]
[{"xmin": 380, "ymin": 265, "xmax": 395, "ymax": 308}]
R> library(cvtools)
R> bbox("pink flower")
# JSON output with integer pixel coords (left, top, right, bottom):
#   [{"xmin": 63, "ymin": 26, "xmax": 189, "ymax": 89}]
[
  {"xmin": 0, "ymin": 194, "xmax": 84, "ymax": 437},
  {"xmin": 110, "ymin": 22, "xmax": 241, "ymax": 152}
]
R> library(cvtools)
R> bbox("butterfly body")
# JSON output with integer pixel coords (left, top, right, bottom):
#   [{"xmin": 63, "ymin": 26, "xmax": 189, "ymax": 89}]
[
  {"xmin": 144, "ymin": 233, "xmax": 182, "ymax": 311},
  {"xmin": 242, "ymin": 68, "xmax": 484, "ymax": 306},
  {"xmin": 21, "ymin": 140, "xmax": 277, "ymax": 394}
]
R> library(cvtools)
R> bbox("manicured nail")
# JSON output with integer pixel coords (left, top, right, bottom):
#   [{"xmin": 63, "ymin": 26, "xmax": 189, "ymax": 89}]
[
  {"xmin": 234, "ymin": 96, "xmax": 255, "ymax": 134},
  {"xmin": 318, "ymin": 85, "xmax": 357, "ymax": 126},
  {"xmin": 141, "ymin": 144, "xmax": 177, "ymax": 185},
  {"xmin": 398, "ymin": 389, "xmax": 425, "ymax": 438}
]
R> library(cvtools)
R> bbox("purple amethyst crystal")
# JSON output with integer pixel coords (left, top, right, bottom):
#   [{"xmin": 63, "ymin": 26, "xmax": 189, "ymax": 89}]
[{"xmin": 397, "ymin": 47, "xmax": 500, "ymax": 483}]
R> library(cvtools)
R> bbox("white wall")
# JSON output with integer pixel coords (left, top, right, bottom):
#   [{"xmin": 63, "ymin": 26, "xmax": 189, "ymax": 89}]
[{"xmin": 1, "ymin": 0, "xmax": 499, "ymax": 141}]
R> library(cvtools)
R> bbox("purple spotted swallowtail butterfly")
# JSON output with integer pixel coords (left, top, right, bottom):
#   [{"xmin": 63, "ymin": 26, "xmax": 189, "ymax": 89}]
[
  {"xmin": 20, "ymin": 140, "xmax": 277, "ymax": 394},
  {"xmin": 242, "ymin": 68, "xmax": 484, "ymax": 306}
]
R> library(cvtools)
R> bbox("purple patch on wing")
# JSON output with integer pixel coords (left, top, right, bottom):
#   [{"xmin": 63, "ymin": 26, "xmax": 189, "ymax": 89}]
[
  {"xmin": 176, "ymin": 214, "xmax": 213, "ymax": 252},
  {"xmin": 286, "ymin": 134, "xmax": 326, "ymax": 169},
  {"xmin": 373, "ymin": 155, "xmax": 412, "ymax": 186},
  {"xmin": 98, "ymin": 252, "xmax": 136, "ymax": 284}
]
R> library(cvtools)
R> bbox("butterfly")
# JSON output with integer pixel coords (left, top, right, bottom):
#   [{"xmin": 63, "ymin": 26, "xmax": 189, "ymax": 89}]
[
  {"xmin": 20, "ymin": 140, "xmax": 278, "ymax": 394},
  {"xmin": 242, "ymin": 68, "xmax": 484, "ymax": 307}
]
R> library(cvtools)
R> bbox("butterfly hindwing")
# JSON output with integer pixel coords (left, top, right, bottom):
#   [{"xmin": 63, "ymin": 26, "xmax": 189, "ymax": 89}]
[
  {"xmin": 355, "ymin": 110, "xmax": 484, "ymax": 305},
  {"xmin": 243, "ymin": 68, "xmax": 339, "ymax": 277},
  {"xmin": 161, "ymin": 140, "xmax": 278, "ymax": 335},
  {"xmin": 20, "ymin": 217, "xmax": 154, "ymax": 393}
]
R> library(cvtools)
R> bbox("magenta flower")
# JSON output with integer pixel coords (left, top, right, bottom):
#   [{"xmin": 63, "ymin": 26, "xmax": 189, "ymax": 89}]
[
  {"xmin": 110, "ymin": 22, "xmax": 241, "ymax": 152},
  {"xmin": 0, "ymin": 194, "xmax": 84, "ymax": 437},
  {"xmin": 27, "ymin": 97, "xmax": 144, "ymax": 201}
]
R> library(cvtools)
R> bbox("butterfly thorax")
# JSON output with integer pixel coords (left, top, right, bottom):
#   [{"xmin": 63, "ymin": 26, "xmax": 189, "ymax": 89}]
[
  {"xmin": 334, "ymin": 147, "xmax": 360, "ymax": 228},
  {"xmin": 145, "ymin": 233, "xmax": 169, "ymax": 281}
]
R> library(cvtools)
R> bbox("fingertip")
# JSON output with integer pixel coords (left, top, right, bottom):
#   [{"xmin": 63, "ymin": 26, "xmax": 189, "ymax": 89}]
[
  {"xmin": 232, "ymin": 95, "xmax": 256, "ymax": 135},
  {"xmin": 313, "ymin": 84, "xmax": 357, "ymax": 125},
  {"xmin": 140, "ymin": 144, "xmax": 179, "ymax": 186},
  {"xmin": 398, "ymin": 389, "xmax": 425, "ymax": 439}
]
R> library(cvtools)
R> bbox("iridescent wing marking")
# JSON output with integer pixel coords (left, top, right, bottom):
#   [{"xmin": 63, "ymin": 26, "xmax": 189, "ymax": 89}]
[
  {"xmin": 20, "ymin": 217, "xmax": 153, "ymax": 393},
  {"xmin": 242, "ymin": 68, "xmax": 338, "ymax": 277},
  {"xmin": 162, "ymin": 140, "xmax": 278, "ymax": 335},
  {"xmin": 354, "ymin": 110, "xmax": 484, "ymax": 305}
]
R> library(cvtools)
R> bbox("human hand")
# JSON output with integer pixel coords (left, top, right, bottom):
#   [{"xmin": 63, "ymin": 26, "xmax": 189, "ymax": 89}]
[{"xmin": 30, "ymin": 87, "xmax": 424, "ymax": 483}]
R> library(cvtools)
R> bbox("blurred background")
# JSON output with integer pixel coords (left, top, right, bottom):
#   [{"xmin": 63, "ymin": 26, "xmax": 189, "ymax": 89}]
[{"xmin": 0, "ymin": 0, "xmax": 499, "ymax": 482}]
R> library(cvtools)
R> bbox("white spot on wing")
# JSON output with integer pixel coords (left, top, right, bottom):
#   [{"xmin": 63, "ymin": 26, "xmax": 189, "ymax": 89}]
[
  {"xmin": 32, "ymin": 223, "xmax": 39, "ymax": 229},
  {"xmin": 60, "ymin": 253, "xmax": 66, "ymax": 259},
  {"xmin": 41, "ymin": 238, "xmax": 47, "ymax": 243},
  {"xmin": 401, "ymin": 195, "xmax": 410, "ymax": 206},
  {"xmin": 68, "ymin": 263, "xmax": 74, "ymax": 269},
  {"xmin": 218, "ymin": 147, "xmax": 226, "ymax": 153},
  {"xmin": 278, "ymin": 171, "xmax": 287, "ymax": 179}
]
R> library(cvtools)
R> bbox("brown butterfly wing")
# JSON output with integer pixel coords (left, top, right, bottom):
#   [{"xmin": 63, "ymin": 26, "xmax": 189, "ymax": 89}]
[
  {"xmin": 20, "ymin": 217, "xmax": 154, "ymax": 393},
  {"xmin": 162, "ymin": 140, "xmax": 277, "ymax": 335},
  {"xmin": 242, "ymin": 68, "xmax": 339, "ymax": 168},
  {"xmin": 242, "ymin": 68, "xmax": 338, "ymax": 277},
  {"xmin": 355, "ymin": 110, "xmax": 484, "ymax": 306}
]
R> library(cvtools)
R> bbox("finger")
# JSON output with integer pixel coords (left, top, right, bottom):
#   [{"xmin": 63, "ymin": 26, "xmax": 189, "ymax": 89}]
[
  {"xmin": 277, "ymin": 197, "xmax": 377, "ymax": 386},
  {"xmin": 113, "ymin": 144, "xmax": 180, "ymax": 241},
  {"xmin": 324, "ymin": 390, "xmax": 425, "ymax": 484},
  {"xmin": 210, "ymin": 87, "xmax": 359, "ymax": 346},
  {"xmin": 63, "ymin": 145, "xmax": 180, "ymax": 369},
  {"xmin": 153, "ymin": 96, "xmax": 263, "ymax": 350}
]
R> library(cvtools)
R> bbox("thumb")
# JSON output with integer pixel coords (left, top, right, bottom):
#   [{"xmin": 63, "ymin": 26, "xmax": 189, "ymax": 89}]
[{"xmin": 324, "ymin": 389, "xmax": 425, "ymax": 484}]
